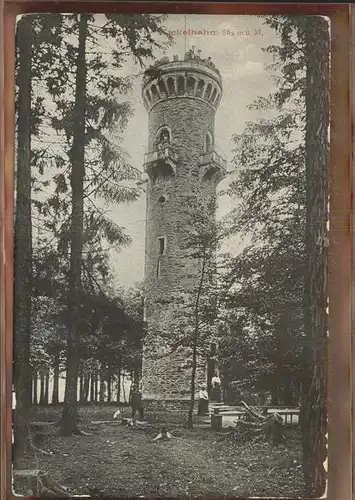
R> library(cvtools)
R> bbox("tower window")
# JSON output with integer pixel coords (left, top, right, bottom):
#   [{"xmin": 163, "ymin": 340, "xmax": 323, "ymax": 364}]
[
  {"xmin": 151, "ymin": 84, "xmax": 159, "ymax": 102},
  {"xmin": 158, "ymin": 79, "xmax": 168, "ymax": 97},
  {"xmin": 186, "ymin": 77, "xmax": 196, "ymax": 96},
  {"xmin": 205, "ymin": 131, "xmax": 214, "ymax": 153},
  {"xmin": 158, "ymin": 236, "xmax": 166, "ymax": 255},
  {"xmin": 158, "ymin": 128, "xmax": 170, "ymax": 144},
  {"xmin": 167, "ymin": 77, "xmax": 175, "ymax": 95},
  {"xmin": 145, "ymin": 89, "xmax": 152, "ymax": 105},
  {"xmin": 210, "ymin": 87, "xmax": 217, "ymax": 103},
  {"xmin": 205, "ymin": 83, "xmax": 212, "ymax": 101},
  {"xmin": 210, "ymin": 343, "xmax": 217, "ymax": 357},
  {"xmin": 196, "ymin": 79, "xmax": 205, "ymax": 97},
  {"xmin": 177, "ymin": 76, "xmax": 185, "ymax": 95},
  {"xmin": 156, "ymin": 259, "xmax": 161, "ymax": 278}
]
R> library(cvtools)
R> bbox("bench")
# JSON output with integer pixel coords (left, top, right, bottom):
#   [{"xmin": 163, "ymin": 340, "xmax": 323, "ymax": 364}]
[
  {"xmin": 266, "ymin": 408, "xmax": 300, "ymax": 425},
  {"xmin": 211, "ymin": 406, "xmax": 300, "ymax": 429}
]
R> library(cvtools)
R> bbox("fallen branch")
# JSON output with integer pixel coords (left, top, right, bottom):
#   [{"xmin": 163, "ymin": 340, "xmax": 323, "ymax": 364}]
[
  {"xmin": 235, "ymin": 412, "xmax": 285, "ymax": 445},
  {"xmin": 91, "ymin": 420, "xmax": 120, "ymax": 425},
  {"xmin": 240, "ymin": 401, "xmax": 265, "ymax": 421},
  {"xmin": 221, "ymin": 402, "xmax": 286, "ymax": 445},
  {"xmin": 78, "ymin": 430, "xmax": 92, "ymax": 436},
  {"xmin": 29, "ymin": 421, "xmax": 58, "ymax": 428}
]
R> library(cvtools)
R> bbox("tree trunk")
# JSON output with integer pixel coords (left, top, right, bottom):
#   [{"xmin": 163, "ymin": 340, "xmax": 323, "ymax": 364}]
[
  {"xmin": 188, "ymin": 255, "xmax": 207, "ymax": 428},
  {"xmin": 32, "ymin": 372, "xmax": 38, "ymax": 405},
  {"xmin": 271, "ymin": 388, "xmax": 279, "ymax": 406},
  {"xmin": 44, "ymin": 370, "xmax": 49, "ymax": 405},
  {"xmin": 52, "ymin": 352, "xmax": 60, "ymax": 405},
  {"xmin": 282, "ymin": 380, "xmax": 295, "ymax": 406},
  {"xmin": 133, "ymin": 369, "xmax": 140, "ymax": 389},
  {"xmin": 99, "ymin": 377, "xmax": 106, "ymax": 403},
  {"xmin": 13, "ymin": 15, "xmax": 34, "ymax": 460},
  {"xmin": 61, "ymin": 14, "xmax": 88, "ymax": 435},
  {"xmin": 83, "ymin": 373, "xmax": 90, "ymax": 402},
  {"xmin": 122, "ymin": 375, "xmax": 127, "ymax": 403},
  {"xmin": 116, "ymin": 368, "xmax": 121, "ymax": 403},
  {"xmin": 187, "ymin": 333, "xmax": 198, "ymax": 428},
  {"xmin": 106, "ymin": 366, "xmax": 112, "ymax": 403},
  {"xmin": 301, "ymin": 16, "xmax": 329, "ymax": 498},
  {"xmin": 39, "ymin": 371, "xmax": 45, "ymax": 405},
  {"xmin": 90, "ymin": 372, "xmax": 95, "ymax": 403},
  {"xmin": 94, "ymin": 373, "xmax": 98, "ymax": 402},
  {"xmin": 79, "ymin": 367, "xmax": 84, "ymax": 403}
]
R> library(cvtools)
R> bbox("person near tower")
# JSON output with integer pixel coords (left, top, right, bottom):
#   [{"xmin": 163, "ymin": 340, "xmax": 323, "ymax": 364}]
[
  {"xmin": 211, "ymin": 373, "xmax": 221, "ymax": 402},
  {"xmin": 198, "ymin": 383, "xmax": 209, "ymax": 416},
  {"xmin": 130, "ymin": 384, "xmax": 144, "ymax": 421},
  {"xmin": 185, "ymin": 45, "xmax": 196, "ymax": 60}
]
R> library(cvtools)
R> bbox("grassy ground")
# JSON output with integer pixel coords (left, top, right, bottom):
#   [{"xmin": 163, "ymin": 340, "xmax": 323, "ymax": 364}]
[{"xmin": 14, "ymin": 405, "xmax": 306, "ymax": 498}]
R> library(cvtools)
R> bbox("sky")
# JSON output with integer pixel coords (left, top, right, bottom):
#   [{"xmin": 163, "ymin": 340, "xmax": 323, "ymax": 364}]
[{"xmin": 106, "ymin": 14, "xmax": 279, "ymax": 289}]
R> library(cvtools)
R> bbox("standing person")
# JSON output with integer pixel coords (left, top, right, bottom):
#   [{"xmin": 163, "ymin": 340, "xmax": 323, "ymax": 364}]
[
  {"xmin": 211, "ymin": 373, "xmax": 222, "ymax": 402},
  {"xmin": 198, "ymin": 384, "xmax": 209, "ymax": 416},
  {"xmin": 257, "ymin": 391, "xmax": 268, "ymax": 416},
  {"xmin": 130, "ymin": 384, "xmax": 144, "ymax": 421}
]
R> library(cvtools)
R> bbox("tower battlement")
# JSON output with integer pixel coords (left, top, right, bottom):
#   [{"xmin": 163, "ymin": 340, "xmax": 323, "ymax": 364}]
[{"xmin": 142, "ymin": 51, "xmax": 222, "ymax": 113}]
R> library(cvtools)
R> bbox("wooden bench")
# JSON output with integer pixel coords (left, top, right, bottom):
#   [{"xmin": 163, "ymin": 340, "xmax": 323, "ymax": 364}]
[
  {"xmin": 266, "ymin": 408, "xmax": 300, "ymax": 425},
  {"xmin": 211, "ymin": 406, "xmax": 300, "ymax": 427}
]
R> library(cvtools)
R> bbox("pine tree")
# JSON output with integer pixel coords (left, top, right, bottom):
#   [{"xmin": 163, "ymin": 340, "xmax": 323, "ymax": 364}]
[
  {"xmin": 302, "ymin": 16, "xmax": 329, "ymax": 497},
  {"xmin": 61, "ymin": 12, "xmax": 88, "ymax": 436},
  {"xmin": 28, "ymin": 13, "xmax": 169, "ymax": 433},
  {"xmin": 224, "ymin": 15, "xmax": 329, "ymax": 495},
  {"xmin": 13, "ymin": 14, "xmax": 34, "ymax": 457},
  {"xmin": 14, "ymin": 12, "xmax": 65, "ymax": 457}
]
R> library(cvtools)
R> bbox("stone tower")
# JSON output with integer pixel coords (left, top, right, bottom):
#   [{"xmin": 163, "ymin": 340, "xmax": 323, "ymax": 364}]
[{"xmin": 141, "ymin": 51, "xmax": 226, "ymax": 410}]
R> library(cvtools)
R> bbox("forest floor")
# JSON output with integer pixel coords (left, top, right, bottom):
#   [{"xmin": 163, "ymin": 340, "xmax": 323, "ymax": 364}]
[{"xmin": 14, "ymin": 405, "xmax": 306, "ymax": 498}]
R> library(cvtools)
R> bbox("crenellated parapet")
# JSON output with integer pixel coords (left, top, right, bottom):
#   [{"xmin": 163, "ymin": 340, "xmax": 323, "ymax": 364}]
[{"xmin": 142, "ymin": 52, "xmax": 223, "ymax": 113}]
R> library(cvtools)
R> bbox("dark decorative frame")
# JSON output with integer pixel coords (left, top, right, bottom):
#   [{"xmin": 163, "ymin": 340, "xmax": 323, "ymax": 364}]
[{"xmin": 0, "ymin": 2, "xmax": 352, "ymax": 499}]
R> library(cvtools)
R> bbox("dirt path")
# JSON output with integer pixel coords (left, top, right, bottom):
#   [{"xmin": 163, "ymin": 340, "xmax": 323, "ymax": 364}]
[
  {"xmin": 15, "ymin": 407, "xmax": 306, "ymax": 498},
  {"xmin": 77, "ymin": 425, "xmax": 240, "ymax": 497}
]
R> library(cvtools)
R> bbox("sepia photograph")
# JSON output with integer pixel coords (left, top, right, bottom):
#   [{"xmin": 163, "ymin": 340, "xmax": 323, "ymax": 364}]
[{"xmin": 12, "ymin": 12, "xmax": 329, "ymax": 498}]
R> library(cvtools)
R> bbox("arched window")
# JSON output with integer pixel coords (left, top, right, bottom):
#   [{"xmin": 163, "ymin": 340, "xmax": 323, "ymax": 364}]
[
  {"xmin": 167, "ymin": 77, "xmax": 175, "ymax": 95},
  {"xmin": 186, "ymin": 77, "xmax": 196, "ymax": 96},
  {"xmin": 205, "ymin": 131, "xmax": 213, "ymax": 153},
  {"xmin": 210, "ymin": 88, "xmax": 217, "ymax": 104},
  {"xmin": 156, "ymin": 126, "xmax": 171, "ymax": 149},
  {"xmin": 204, "ymin": 83, "xmax": 212, "ymax": 101},
  {"xmin": 158, "ymin": 79, "xmax": 168, "ymax": 97},
  {"xmin": 196, "ymin": 79, "xmax": 205, "ymax": 98},
  {"xmin": 177, "ymin": 76, "xmax": 185, "ymax": 95},
  {"xmin": 151, "ymin": 84, "xmax": 159, "ymax": 102},
  {"xmin": 145, "ymin": 89, "xmax": 152, "ymax": 104}
]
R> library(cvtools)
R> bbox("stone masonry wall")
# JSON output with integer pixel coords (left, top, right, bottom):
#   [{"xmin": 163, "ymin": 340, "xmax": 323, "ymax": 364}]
[{"xmin": 142, "ymin": 93, "xmax": 219, "ymax": 405}]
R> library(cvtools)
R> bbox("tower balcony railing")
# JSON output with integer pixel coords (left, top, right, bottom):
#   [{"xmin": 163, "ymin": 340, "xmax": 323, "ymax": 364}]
[
  {"xmin": 143, "ymin": 145, "xmax": 178, "ymax": 169},
  {"xmin": 199, "ymin": 149, "xmax": 227, "ymax": 172}
]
